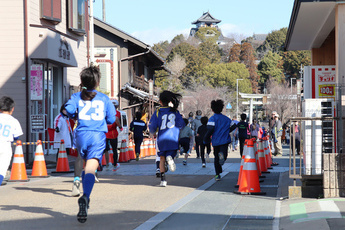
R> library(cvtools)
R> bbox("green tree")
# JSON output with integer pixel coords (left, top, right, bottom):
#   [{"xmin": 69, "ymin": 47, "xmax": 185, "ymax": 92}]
[
  {"xmin": 257, "ymin": 51, "xmax": 284, "ymax": 87},
  {"xmin": 152, "ymin": 40, "xmax": 170, "ymax": 59},
  {"xmin": 167, "ymin": 42, "xmax": 210, "ymax": 88},
  {"xmin": 256, "ymin": 27, "xmax": 287, "ymax": 58},
  {"xmin": 200, "ymin": 62, "xmax": 252, "ymax": 93},
  {"xmin": 194, "ymin": 27, "xmax": 221, "ymax": 43},
  {"xmin": 282, "ymin": 50, "xmax": 311, "ymax": 79},
  {"xmin": 198, "ymin": 40, "xmax": 221, "ymax": 64}
]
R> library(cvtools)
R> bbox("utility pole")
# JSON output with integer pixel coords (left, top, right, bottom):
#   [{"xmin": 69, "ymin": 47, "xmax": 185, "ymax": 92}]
[{"xmin": 103, "ymin": 0, "xmax": 106, "ymax": 21}]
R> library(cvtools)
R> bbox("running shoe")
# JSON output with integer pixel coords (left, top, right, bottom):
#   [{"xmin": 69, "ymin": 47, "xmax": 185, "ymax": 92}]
[
  {"xmin": 205, "ymin": 153, "xmax": 210, "ymax": 163},
  {"xmin": 112, "ymin": 163, "xmax": 120, "ymax": 172},
  {"xmin": 215, "ymin": 175, "xmax": 221, "ymax": 181},
  {"xmin": 71, "ymin": 180, "xmax": 81, "ymax": 197},
  {"xmin": 218, "ymin": 152, "xmax": 225, "ymax": 166},
  {"xmin": 77, "ymin": 195, "xmax": 89, "ymax": 223},
  {"xmin": 156, "ymin": 168, "xmax": 161, "ymax": 178},
  {"xmin": 106, "ymin": 163, "xmax": 114, "ymax": 171},
  {"xmin": 180, "ymin": 146, "xmax": 184, "ymax": 155},
  {"xmin": 166, "ymin": 155, "xmax": 176, "ymax": 172},
  {"xmin": 202, "ymin": 163, "xmax": 206, "ymax": 168},
  {"xmin": 160, "ymin": 180, "xmax": 167, "ymax": 187},
  {"xmin": 183, "ymin": 160, "xmax": 187, "ymax": 165},
  {"xmin": 94, "ymin": 173, "xmax": 99, "ymax": 183},
  {"xmin": 164, "ymin": 162, "xmax": 169, "ymax": 173}
]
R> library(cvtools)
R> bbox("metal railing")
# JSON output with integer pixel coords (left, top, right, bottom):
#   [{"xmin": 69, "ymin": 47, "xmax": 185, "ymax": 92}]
[{"xmin": 287, "ymin": 116, "xmax": 338, "ymax": 186}]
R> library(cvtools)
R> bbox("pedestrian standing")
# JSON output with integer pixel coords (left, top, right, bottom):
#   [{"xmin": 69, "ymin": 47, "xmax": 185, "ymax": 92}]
[
  {"xmin": 54, "ymin": 105, "xmax": 73, "ymax": 161},
  {"xmin": 64, "ymin": 66, "xmax": 116, "ymax": 223},
  {"xmin": 204, "ymin": 100, "xmax": 234, "ymax": 181},
  {"xmin": 197, "ymin": 116, "xmax": 211, "ymax": 167},
  {"xmin": 0, "ymin": 96, "xmax": 23, "ymax": 186},
  {"xmin": 250, "ymin": 119, "xmax": 260, "ymax": 140},
  {"xmin": 272, "ymin": 114, "xmax": 283, "ymax": 156},
  {"xmin": 236, "ymin": 113, "xmax": 249, "ymax": 157},
  {"xmin": 148, "ymin": 91, "xmax": 184, "ymax": 187},
  {"xmin": 130, "ymin": 111, "xmax": 147, "ymax": 161}
]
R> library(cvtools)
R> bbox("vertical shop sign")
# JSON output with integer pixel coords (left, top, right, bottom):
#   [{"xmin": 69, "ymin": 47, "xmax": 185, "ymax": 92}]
[{"xmin": 30, "ymin": 65, "xmax": 43, "ymax": 100}]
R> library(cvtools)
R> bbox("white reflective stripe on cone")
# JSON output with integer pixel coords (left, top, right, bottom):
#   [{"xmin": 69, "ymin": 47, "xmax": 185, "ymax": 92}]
[
  {"xmin": 35, "ymin": 155, "xmax": 45, "ymax": 161},
  {"xmin": 243, "ymin": 162, "xmax": 257, "ymax": 170},
  {"xmin": 13, "ymin": 156, "xmax": 25, "ymax": 164}
]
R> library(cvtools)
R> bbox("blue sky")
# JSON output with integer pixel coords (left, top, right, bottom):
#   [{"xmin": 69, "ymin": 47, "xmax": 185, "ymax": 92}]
[{"xmin": 93, "ymin": 0, "xmax": 295, "ymax": 46}]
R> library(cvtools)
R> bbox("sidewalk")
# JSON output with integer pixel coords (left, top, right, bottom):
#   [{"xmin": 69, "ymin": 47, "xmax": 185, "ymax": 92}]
[{"xmin": 2, "ymin": 144, "xmax": 345, "ymax": 229}]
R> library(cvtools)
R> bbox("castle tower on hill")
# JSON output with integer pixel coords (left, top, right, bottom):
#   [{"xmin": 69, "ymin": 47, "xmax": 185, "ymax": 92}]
[
  {"xmin": 189, "ymin": 11, "xmax": 221, "ymax": 37},
  {"xmin": 189, "ymin": 11, "xmax": 235, "ymax": 48}
]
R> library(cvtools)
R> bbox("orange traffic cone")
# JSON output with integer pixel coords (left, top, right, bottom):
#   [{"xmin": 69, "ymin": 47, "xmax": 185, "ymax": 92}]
[
  {"xmin": 9, "ymin": 140, "xmax": 30, "ymax": 182},
  {"xmin": 127, "ymin": 141, "xmax": 135, "ymax": 160},
  {"xmin": 149, "ymin": 139, "xmax": 155, "ymax": 156},
  {"xmin": 264, "ymin": 137, "xmax": 273, "ymax": 169},
  {"xmin": 258, "ymin": 139, "xmax": 268, "ymax": 174},
  {"xmin": 235, "ymin": 145, "xmax": 246, "ymax": 188},
  {"xmin": 52, "ymin": 140, "xmax": 73, "ymax": 173},
  {"xmin": 30, "ymin": 140, "xmax": 49, "ymax": 178},
  {"xmin": 118, "ymin": 140, "xmax": 129, "ymax": 163},
  {"xmin": 234, "ymin": 139, "xmax": 265, "ymax": 195},
  {"xmin": 144, "ymin": 139, "xmax": 149, "ymax": 157},
  {"xmin": 139, "ymin": 143, "xmax": 145, "ymax": 158}
]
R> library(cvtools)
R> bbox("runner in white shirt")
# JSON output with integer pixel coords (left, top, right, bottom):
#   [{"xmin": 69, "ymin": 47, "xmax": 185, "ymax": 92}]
[{"xmin": 0, "ymin": 96, "xmax": 23, "ymax": 186}]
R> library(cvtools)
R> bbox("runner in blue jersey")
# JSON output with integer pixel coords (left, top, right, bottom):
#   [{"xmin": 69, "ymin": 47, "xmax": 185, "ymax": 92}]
[
  {"xmin": 204, "ymin": 99, "xmax": 236, "ymax": 181},
  {"xmin": 64, "ymin": 66, "xmax": 116, "ymax": 223},
  {"xmin": 148, "ymin": 91, "xmax": 184, "ymax": 187}
]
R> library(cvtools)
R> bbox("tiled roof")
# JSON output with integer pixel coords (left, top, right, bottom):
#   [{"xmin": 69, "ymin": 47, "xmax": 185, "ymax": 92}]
[{"xmin": 192, "ymin": 11, "xmax": 221, "ymax": 24}]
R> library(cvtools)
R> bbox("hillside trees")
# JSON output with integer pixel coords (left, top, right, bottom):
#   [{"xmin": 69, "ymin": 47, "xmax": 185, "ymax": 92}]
[{"xmin": 257, "ymin": 51, "xmax": 284, "ymax": 89}]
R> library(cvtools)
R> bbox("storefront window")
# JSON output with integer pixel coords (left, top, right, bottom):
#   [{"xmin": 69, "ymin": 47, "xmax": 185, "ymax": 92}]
[
  {"xmin": 41, "ymin": 0, "xmax": 62, "ymax": 23},
  {"xmin": 68, "ymin": 0, "xmax": 87, "ymax": 34}
]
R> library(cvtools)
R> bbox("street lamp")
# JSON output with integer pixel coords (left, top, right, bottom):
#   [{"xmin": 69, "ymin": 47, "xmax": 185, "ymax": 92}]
[
  {"xmin": 291, "ymin": 78, "xmax": 296, "ymax": 93},
  {"xmin": 237, "ymin": 79, "xmax": 243, "ymax": 119}
]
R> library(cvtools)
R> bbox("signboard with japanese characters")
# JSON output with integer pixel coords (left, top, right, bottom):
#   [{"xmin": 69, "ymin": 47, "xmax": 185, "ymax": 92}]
[
  {"xmin": 304, "ymin": 66, "xmax": 336, "ymax": 99},
  {"xmin": 30, "ymin": 64, "xmax": 43, "ymax": 100},
  {"xmin": 30, "ymin": 114, "xmax": 46, "ymax": 133}
]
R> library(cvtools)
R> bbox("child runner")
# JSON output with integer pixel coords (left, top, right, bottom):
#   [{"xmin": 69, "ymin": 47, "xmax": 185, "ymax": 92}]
[
  {"xmin": 64, "ymin": 66, "xmax": 116, "ymax": 223},
  {"xmin": 179, "ymin": 118, "xmax": 193, "ymax": 165},
  {"xmin": 0, "ymin": 96, "xmax": 23, "ymax": 186},
  {"xmin": 204, "ymin": 99, "xmax": 234, "ymax": 181},
  {"xmin": 148, "ymin": 91, "xmax": 184, "ymax": 187},
  {"xmin": 197, "ymin": 116, "xmax": 211, "ymax": 167},
  {"xmin": 236, "ymin": 113, "xmax": 249, "ymax": 157},
  {"xmin": 130, "ymin": 111, "xmax": 147, "ymax": 161}
]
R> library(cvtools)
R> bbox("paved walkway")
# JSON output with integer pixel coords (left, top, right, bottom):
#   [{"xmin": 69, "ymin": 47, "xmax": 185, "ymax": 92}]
[{"xmin": 1, "ymin": 145, "xmax": 345, "ymax": 229}]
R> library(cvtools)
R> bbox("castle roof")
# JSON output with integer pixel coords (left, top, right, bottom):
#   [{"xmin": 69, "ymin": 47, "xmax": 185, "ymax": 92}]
[{"xmin": 192, "ymin": 11, "xmax": 221, "ymax": 24}]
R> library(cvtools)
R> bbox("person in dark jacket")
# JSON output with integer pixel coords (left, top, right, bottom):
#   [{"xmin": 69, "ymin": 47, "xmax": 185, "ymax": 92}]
[
  {"xmin": 130, "ymin": 111, "xmax": 147, "ymax": 161},
  {"xmin": 236, "ymin": 113, "xmax": 249, "ymax": 157},
  {"xmin": 197, "ymin": 116, "xmax": 211, "ymax": 167}
]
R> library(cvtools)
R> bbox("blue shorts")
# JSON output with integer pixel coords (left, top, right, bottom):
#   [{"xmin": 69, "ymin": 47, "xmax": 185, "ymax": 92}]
[
  {"xmin": 157, "ymin": 150, "xmax": 177, "ymax": 158},
  {"xmin": 75, "ymin": 130, "xmax": 106, "ymax": 162}
]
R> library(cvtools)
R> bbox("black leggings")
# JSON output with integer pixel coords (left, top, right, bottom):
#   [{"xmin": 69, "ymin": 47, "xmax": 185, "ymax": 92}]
[
  {"xmin": 200, "ymin": 143, "xmax": 211, "ymax": 163},
  {"xmin": 106, "ymin": 138, "xmax": 118, "ymax": 166},
  {"xmin": 134, "ymin": 137, "xmax": 143, "ymax": 155},
  {"xmin": 239, "ymin": 137, "xmax": 246, "ymax": 157},
  {"xmin": 213, "ymin": 144, "xmax": 228, "ymax": 175}
]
